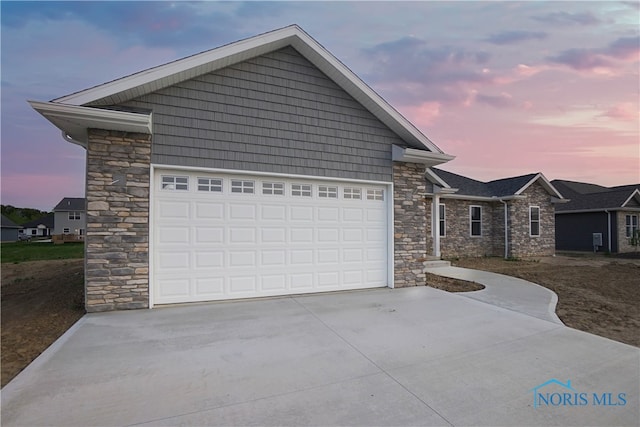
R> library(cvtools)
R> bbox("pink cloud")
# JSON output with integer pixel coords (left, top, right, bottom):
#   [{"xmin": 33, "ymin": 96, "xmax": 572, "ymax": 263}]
[
  {"xmin": 601, "ymin": 102, "xmax": 639, "ymax": 121},
  {"xmin": 1, "ymin": 174, "xmax": 84, "ymax": 211},
  {"xmin": 402, "ymin": 102, "xmax": 442, "ymax": 127}
]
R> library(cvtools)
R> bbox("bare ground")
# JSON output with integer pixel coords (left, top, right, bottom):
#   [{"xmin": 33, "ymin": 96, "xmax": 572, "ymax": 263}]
[
  {"xmin": 1, "ymin": 259, "xmax": 84, "ymax": 387},
  {"xmin": 1, "ymin": 254, "xmax": 638, "ymax": 388},
  {"xmin": 448, "ymin": 255, "xmax": 640, "ymax": 348}
]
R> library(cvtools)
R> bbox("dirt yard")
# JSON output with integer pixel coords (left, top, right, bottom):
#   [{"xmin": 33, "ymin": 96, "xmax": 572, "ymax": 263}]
[
  {"xmin": 1, "ymin": 254, "xmax": 638, "ymax": 387},
  {"xmin": 1, "ymin": 259, "xmax": 84, "ymax": 387},
  {"xmin": 449, "ymin": 254, "xmax": 640, "ymax": 347}
]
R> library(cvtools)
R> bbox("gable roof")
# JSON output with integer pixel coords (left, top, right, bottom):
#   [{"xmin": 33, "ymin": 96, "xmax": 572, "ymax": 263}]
[
  {"xmin": 428, "ymin": 168, "xmax": 563, "ymax": 200},
  {"xmin": 552, "ymin": 180, "xmax": 640, "ymax": 212},
  {"xmin": 22, "ymin": 213, "xmax": 55, "ymax": 229},
  {"xmin": 1, "ymin": 214, "xmax": 21, "ymax": 229},
  {"xmin": 29, "ymin": 25, "xmax": 452, "ymax": 163},
  {"xmin": 53, "ymin": 198, "xmax": 86, "ymax": 212}
]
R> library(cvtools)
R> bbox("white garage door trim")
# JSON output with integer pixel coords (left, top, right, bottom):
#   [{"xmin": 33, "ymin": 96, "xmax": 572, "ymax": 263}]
[{"xmin": 149, "ymin": 165, "xmax": 394, "ymax": 307}]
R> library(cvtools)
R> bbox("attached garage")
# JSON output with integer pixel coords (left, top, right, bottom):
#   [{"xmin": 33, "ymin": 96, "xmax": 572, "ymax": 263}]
[
  {"xmin": 152, "ymin": 169, "xmax": 390, "ymax": 304},
  {"xmin": 30, "ymin": 25, "xmax": 454, "ymax": 312}
]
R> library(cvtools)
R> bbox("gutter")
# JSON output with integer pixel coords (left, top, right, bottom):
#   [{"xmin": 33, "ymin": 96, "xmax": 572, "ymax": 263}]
[
  {"xmin": 499, "ymin": 199, "xmax": 509, "ymax": 259},
  {"xmin": 605, "ymin": 209, "xmax": 612, "ymax": 253}
]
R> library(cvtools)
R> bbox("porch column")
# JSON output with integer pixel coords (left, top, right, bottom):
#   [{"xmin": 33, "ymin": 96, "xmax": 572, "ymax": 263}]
[{"xmin": 433, "ymin": 193, "xmax": 441, "ymax": 258}]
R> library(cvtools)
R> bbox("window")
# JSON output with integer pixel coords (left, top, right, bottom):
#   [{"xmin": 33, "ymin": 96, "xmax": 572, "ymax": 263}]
[
  {"xmin": 78, "ymin": 229, "xmax": 85, "ymax": 236},
  {"xmin": 63, "ymin": 228, "xmax": 70, "ymax": 234},
  {"xmin": 439, "ymin": 204, "xmax": 446, "ymax": 237},
  {"xmin": 31, "ymin": 229, "xmax": 37, "ymax": 236},
  {"xmin": 343, "ymin": 187, "xmax": 361, "ymax": 200},
  {"xmin": 318, "ymin": 186, "xmax": 338, "ymax": 198},
  {"xmin": 231, "ymin": 180, "xmax": 254, "ymax": 194},
  {"xmin": 367, "ymin": 189, "xmax": 384, "ymax": 201},
  {"xmin": 626, "ymin": 214, "xmax": 639, "ymax": 238},
  {"xmin": 470, "ymin": 206, "xmax": 482, "ymax": 236},
  {"xmin": 292, "ymin": 184, "xmax": 312, "ymax": 197},
  {"xmin": 197, "ymin": 177, "xmax": 222, "ymax": 192},
  {"xmin": 162, "ymin": 175, "xmax": 188, "ymax": 191},
  {"xmin": 262, "ymin": 182, "xmax": 284, "ymax": 195},
  {"xmin": 530, "ymin": 206, "xmax": 541, "ymax": 236},
  {"xmin": 68, "ymin": 211, "xmax": 81, "ymax": 220}
]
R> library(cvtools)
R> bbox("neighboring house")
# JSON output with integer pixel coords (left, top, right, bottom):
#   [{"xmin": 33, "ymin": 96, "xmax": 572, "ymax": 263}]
[
  {"xmin": 1, "ymin": 214, "xmax": 22, "ymax": 242},
  {"xmin": 53, "ymin": 198, "xmax": 86, "ymax": 237},
  {"xmin": 22, "ymin": 214, "xmax": 54, "ymax": 237},
  {"xmin": 30, "ymin": 25, "xmax": 455, "ymax": 312},
  {"xmin": 424, "ymin": 168, "xmax": 567, "ymax": 258},
  {"xmin": 552, "ymin": 180, "xmax": 640, "ymax": 253}
]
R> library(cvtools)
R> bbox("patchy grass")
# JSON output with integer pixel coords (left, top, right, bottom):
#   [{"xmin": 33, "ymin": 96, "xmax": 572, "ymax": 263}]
[{"xmin": 0, "ymin": 242, "xmax": 84, "ymax": 264}]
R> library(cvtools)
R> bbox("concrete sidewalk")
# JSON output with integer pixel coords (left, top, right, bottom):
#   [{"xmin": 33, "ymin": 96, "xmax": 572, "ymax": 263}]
[
  {"xmin": 424, "ymin": 265, "xmax": 563, "ymax": 324},
  {"xmin": 2, "ymin": 287, "xmax": 638, "ymax": 426}
]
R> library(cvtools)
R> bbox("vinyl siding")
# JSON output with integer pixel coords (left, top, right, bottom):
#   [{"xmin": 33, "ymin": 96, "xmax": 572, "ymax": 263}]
[{"xmin": 117, "ymin": 47, "xmax": 407, "ymax": 182}]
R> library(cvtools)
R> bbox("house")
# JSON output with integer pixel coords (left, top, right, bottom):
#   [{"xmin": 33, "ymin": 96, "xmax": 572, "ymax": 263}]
[
  {"xmin": 424, "ymin": 168, "xmax": 567, "ymax": 258},
  {"xmin": 552, "ymin": 180, "xmax": 640, "ymax": 253},
  {"xmin": 21, "ymin": 214, "xmax": 54, "ymax": 238},
  {"xmin": 53, "ymin": 198, "xmax": 86, "ymax": 237},
  {"xmin": 1, "ymin": 214, "xmax": 22, "ymax": 242},
  {"xmin": 30, "ymin": 25, "xmax": 455, "ymax": 312}
]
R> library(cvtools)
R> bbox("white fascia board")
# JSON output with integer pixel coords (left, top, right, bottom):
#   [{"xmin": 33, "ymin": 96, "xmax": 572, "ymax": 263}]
[
  {"xmin": 28, "ymin": 101, "xmax": 152, "ymax": 147},
  {"xmin": 427, "ymin": 194, "xmax": 523, "ymax": 202},
  {"xmin": 49, "ymin": 24, "xmax": 451, "ymax": 155},
  {"xmin": 622, "ymin": 189, "xmax": 640, "ymax": 207},
  {"xmin": 516, "ymin": 173, "xmax": 565, "ymax": 199},
  {"xmin": 52, "ymin": 26, "xmax": 300, "ymax": 106},
  {"xmin": 392, "ymin": 145, "xmax": 455, "ymax": 167},
  {"xmin": 424, "ymin": 168, "xmax": 451, "ymax": 189}
]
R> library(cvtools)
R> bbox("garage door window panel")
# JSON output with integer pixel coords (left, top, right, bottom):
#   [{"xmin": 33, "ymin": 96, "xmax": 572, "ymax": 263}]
[
  {"xmin": 366, "ymin": 189, "xmax": 384, "ymax": 201},
  {"xmin": 231, "ymin": 180, "xmax": 254, "ymax": 194},
  {"xmin": 343, "ymin": 187, "xmax": 361, "ymax": 200},
  {"xmin": 318, "ymin": 186, "xmax": 338, "ymax": 198},
  {"xmin": 292, "ymin": 184, "xmax": 312, "ymax": 197},
  {"xmin": 262, "ymin": 182, "xmax": 284, "ymax": 195},
  {"xmin": 198, "ymin": 177, "xmax": 223, "ymax": 192},
  {"xmin": 162, "ymin": 175, "xmax": 189, "ymax": 191}
]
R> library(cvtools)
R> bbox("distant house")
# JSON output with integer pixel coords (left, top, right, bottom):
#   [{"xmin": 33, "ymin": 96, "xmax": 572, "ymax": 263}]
[
  {"xmin": 424, "ymin": 168, "xmax": 567, "ymax": 258},
  {"xmin": 1, "ymin": 214, "xmax": 22, "ymax": 242},
  {"xmin": 552, "ymin": 180, "xmax": 640, "ymax": 253},
  {"xmin": 22, "ymin": 214, "xmax": 54, "ymax": 238},
  {"xmin": 53, "ymin": 198, "xmax": 86, "ymax": 237}
]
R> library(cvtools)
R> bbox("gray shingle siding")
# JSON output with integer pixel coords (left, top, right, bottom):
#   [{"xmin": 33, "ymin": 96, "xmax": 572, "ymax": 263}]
[{"xmin": 118, "ymin": 47, "xmax": 406, "ymax": 182}]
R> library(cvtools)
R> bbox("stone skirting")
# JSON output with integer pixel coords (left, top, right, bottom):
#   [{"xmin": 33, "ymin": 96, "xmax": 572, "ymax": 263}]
[
  {"xmin": 85, "ymin": 129, "xmax": 151, "ymax": 312},
  {"xmin": 393, "ymin": 162, "xmax": 427, "ymax": 287}
]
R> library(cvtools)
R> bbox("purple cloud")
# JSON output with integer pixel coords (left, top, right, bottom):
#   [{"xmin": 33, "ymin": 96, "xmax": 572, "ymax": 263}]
[
  {"xmin": 475, "ymin": 93, "xmax": 515, "ymax": 108},
  {"xmin": 548, "ymin": 36, "xmax": 639, "ymax": 71},
  {"xmin": 485, "ymin": 30, "xmax": 547, "ymax": 45}
]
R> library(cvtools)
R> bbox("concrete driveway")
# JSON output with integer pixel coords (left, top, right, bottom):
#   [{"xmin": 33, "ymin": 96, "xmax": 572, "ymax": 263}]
[{"xmin": 2, "ymin": 286, "xmax": 638, "ymax": 426}]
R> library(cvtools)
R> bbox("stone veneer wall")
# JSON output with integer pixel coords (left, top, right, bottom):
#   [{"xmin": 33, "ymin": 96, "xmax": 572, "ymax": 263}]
[
  {"xmin": 85, "ymin": 129, "xmax": 151, "ymax": 312},
  {"xmin": 437, "ymin": 200, "xmax": 496, "ymax": 258},
  {"xmin": 617, "ymin": 211, "xmax": 640, "ymax": 253},
  {"xmin": 508, "ymin": 182, "xmax": 555, "ymax": 257},
  {"xmin": 393, "ymin": 163, "xmax": 427, "ymax": 287}
]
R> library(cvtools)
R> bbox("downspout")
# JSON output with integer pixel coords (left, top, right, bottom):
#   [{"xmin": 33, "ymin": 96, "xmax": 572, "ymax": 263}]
[
  {"xmin": 605, "ymin": 210, "xmax": 612, "ymax": 253},
  {"xmin": 500, "ymin": 199, "xmax": 508, "ymax": 259}
]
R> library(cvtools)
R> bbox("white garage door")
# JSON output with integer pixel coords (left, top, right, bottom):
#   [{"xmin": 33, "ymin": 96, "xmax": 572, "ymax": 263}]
[{"xmin": 152, "ymin": 169, "xmax": 390, "ymax": 305}]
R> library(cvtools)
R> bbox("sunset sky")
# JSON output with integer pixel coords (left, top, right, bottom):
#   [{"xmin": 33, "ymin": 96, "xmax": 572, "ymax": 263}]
[{"xmin": 2, "ymin": 1, "xmax": 639, "ymax": 211}]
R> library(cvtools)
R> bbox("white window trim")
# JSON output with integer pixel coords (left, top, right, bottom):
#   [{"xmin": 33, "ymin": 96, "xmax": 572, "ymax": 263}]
[
  {"xmin": 63, "ymin": 227, "xmax": 70, "ymax": 234},
  {"xmin": 439, "ymin": 203, "xmax": 446, "ymax": 238},
  {"xmin": 343, "ymin": 187, "xmax": 362, "ymax": 200},
  {"xmin": 230, "ymin": 179, "xmax": 255, "ymax": 194},
  {"xmin": 291, "ymin": 183, "xmax": 312, "ymax": 197},
  {"xmin": 470, "ymin": 205, "xmax": 482, "ymax": 237},
  {"xmin": 161, "ymin": 175, "xmax": 189, "ymax": 191},
  {"xmin": 197, "ymin": 177, "xmax": 223, "ymax": 192},
  {"xmin": 529, "ymin": 206, "xmax": 541, "ymax": 237},
  {"xmin": 626, "ymin": 214, "xmax": 639, "ymax": 238},
  {"xmin": 68, "ymin": 211, "xmax": 81, "ymax": 220},
  {"xmin": 262, "ymin": 181, "xmax": 285, "ymax": 195},
  {"xmin": 366, "ymin": 188, "xmax": 384, "ymax": 201},
  {"xmin": 318, "ymin": 185, "xmax": 338, "ymax": 198}
]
